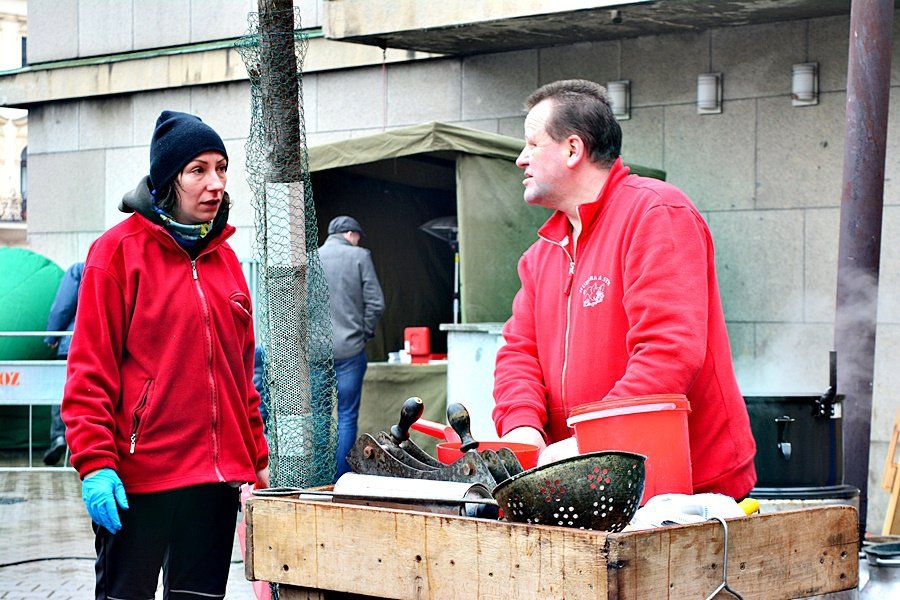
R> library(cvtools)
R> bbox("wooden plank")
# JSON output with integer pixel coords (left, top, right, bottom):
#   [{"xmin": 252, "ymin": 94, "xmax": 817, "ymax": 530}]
[
  {"xmin": 881, "ymin": 407, "xmax": 900, "ymax": 492},
  {"xmin": 882, "ymin": 405, "xmax": 900, "ymax": 534},
  {"xmin": 607, "ymin": 506, "xmax": 859, "ymax": 599},
  {"xmin": 247, "ymin": 498, "xmax": 858, "ymax": 600},
  {"xmin": 883, "ymin": 472, "xmax": 900, "ymax": 536},
  {"xmin": 247, "ymin": 498, "xmax": 610, "ymax": 599},
  {"xmin": 278, "ymin": 590, "xmax": 325, "ymax": 600}
]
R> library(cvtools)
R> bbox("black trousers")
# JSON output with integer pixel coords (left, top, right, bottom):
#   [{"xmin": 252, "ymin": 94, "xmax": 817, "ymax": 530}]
[{"xmin": 94, "ymin": 483, "xmax": 240, "ymax": 600}]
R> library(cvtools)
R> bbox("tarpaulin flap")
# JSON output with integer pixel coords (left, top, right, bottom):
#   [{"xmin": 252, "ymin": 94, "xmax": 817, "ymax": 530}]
[
  {"xmin": 310, "ymin": 121, "xmax": 667, "ymax": 180},
  {"xmin": 456, "ymin": 153, "xmax": 550, "ymax": 323},
  {"xmin": 309, "ymin": 122, "xmax": 524, "ymax": 173}
]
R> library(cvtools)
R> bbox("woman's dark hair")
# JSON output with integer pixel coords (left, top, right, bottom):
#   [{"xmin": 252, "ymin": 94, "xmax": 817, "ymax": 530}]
[
  {"xmin": 524, "ymin": 79, "xmax": 622, "ymax": 168},
  {"xmin": 154, "ymin": 183, "xmax": 178, "ymax": 214}
]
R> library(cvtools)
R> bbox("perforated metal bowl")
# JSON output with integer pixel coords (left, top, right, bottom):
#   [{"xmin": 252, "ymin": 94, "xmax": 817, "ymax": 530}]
[{"xmin": 492, "ymin": 451, "xmax": 645, "ymax": 531}]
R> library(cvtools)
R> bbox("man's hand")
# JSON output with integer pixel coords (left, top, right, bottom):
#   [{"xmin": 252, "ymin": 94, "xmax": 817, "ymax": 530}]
[
  {"xmin": 82, "ymin": 468, "xmax": 129, "ymax": 534},
  {"xmin": 500, "ymin": 426, "xmax": 547, "ymax": 451},
  {"xmin": 537, "ymin": 436, "xmax": 579, "ymax": 467},
  {"xmin": 255, "ymin": 466, "xmax": 270, "ymax": 489}
]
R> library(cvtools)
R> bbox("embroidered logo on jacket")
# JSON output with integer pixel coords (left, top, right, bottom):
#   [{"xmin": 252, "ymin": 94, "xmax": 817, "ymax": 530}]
[{"xmin": 579, "ymin": 275, "xmax": 611, "ymax": 307}]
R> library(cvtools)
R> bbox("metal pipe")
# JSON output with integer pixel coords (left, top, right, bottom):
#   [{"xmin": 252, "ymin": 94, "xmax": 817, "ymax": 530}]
[{"xmin": 835, "ymin": 0, "xmax": 894, "ymax": 539}]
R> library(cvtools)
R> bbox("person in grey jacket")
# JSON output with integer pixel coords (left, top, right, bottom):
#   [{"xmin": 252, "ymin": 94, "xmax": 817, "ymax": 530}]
[
  {"xmin": 42, "ymin": 260, "xmax": 85, "ymax": 465},
  {"xmin": 319, "ymin": 215, "xmax": 385, "ymax": 479}
]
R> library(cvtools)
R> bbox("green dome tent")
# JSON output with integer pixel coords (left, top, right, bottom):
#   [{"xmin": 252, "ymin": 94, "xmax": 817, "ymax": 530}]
[
  {"xmin": 0, "ymin": 248, "xmax": 64, "ymax": 452},
  {"xmin": 0, "ymin": 247, "xmax": 63, "ymax": 360}
]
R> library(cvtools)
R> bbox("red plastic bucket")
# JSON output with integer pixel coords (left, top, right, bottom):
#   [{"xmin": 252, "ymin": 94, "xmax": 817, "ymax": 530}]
[
  {"xmin": 567, "ymin": 394, "xmax": 692, "ymax": 504},
  {"xmin": 436, "ymin": 441, "xmax": 540, "ymax": 470}
]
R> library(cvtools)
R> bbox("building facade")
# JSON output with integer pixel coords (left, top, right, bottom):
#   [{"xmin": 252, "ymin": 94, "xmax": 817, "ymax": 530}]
[
  {"xmin": 0, "ymin": 0, "xmax": 26, "ymax": 245},
  {"xmin": 1, "ymin": 0, "xmax": 899, "ymax": 532}
]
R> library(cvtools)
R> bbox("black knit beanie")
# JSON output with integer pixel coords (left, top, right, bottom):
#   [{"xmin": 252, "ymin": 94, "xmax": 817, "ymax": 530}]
[{"xmin": 149, "ymin": 110, "xmax": 228, "ymax": 192}]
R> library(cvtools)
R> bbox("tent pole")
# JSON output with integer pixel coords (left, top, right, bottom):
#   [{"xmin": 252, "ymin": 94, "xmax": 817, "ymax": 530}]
[{"xmin": 453, "ymin": 251, "xmax": 460, "ymax": 324}]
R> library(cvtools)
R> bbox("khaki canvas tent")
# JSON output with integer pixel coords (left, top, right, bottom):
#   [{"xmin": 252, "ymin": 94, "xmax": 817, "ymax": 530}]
[{"xmin": 307, "ymin": 122, "xmax": 663, "ymax": 361}]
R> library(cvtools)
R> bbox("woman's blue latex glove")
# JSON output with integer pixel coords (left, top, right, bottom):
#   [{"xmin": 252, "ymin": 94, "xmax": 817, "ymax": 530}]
[{"xmin": 82, "ymin": 468, "xmax": 129, "ymax": 534}]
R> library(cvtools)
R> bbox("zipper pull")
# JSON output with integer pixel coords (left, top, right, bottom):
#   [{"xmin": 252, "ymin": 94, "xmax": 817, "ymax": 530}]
[
  {"xmin": 130, "ymin": 433, "xmax": 137, "ymax": 454},
  {"xmin": 191, "ymin": 260, "xmax": 198, "ymax": 280},
  {"xmin": 564, "ymin": 260, "xmax": 575, "ymax": 296}
]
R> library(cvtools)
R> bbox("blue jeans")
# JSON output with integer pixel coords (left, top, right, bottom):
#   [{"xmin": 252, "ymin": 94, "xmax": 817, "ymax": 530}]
[
  {"xmin": 334, "ymin": 349, "xmax": 368, "ymax": 479},
  {"xmin": 50, "ymin": 353, "xmax": 68, "ymax": 441},
  {"xmin": 49, "ymin": 404, "xmax": 66, "ymax": 440}
]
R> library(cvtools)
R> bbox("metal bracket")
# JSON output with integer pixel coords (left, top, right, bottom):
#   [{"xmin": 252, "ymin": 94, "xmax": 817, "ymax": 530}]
[{"xmin": 704, "ymin": 517, "xmax": 744, "ymax": 600}]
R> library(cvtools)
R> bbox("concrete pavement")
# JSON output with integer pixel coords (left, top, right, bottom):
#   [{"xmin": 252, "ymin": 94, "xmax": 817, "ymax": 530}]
[{"xmin": 0, "ymin": 468, "xmax": 261, "ymax": 599}]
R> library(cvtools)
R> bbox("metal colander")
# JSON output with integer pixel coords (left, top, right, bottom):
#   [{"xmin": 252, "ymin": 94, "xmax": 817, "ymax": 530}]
[{"xmin": 492, "ymin": 451, "xmax": 645, "ymax": 531}]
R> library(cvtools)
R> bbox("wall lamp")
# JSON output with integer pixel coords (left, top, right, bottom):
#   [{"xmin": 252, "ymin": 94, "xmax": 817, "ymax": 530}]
[
  {"xmin": 792, "ymin": 62, "xmax": 819, "ymax": 107},
  {"xmin": 697, "ymin": 73, "xmax": 722, "ymax": 115},
  {"xmin": 607, "ymin": 80, "xmax": 631, "ymax": 120}
]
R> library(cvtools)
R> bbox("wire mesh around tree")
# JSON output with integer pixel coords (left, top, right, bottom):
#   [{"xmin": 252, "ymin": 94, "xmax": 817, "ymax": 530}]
[{"xmin": 236, "ymin": 7, "xmax": 337, "ymax": 490}]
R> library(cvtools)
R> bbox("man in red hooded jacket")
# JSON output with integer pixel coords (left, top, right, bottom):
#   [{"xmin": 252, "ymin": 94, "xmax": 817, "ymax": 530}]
[{"xmin": 492, "ymin": 80, "xmax": 756, "ymax": 499}]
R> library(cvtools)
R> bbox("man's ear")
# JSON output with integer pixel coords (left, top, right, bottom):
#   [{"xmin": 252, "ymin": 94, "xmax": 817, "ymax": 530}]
[{"xmin": 566, "ymin": 135, "xmax": 586, "ymax": 168}]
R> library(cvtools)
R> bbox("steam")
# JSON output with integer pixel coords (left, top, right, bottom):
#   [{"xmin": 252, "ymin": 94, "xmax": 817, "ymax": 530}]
[
  {"xmin": 731, "ymin": 265, "xmax": 881, "ymax": 397},
  {"xmin": 733, "ymin": 334, "xmax": 832, "ymax": 396},
  {"xmin": 833, "ymin": 266, "xmax": 880, "ymax": 399}
]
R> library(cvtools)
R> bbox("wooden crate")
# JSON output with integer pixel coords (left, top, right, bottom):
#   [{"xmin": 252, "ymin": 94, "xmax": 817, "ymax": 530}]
[{"xmin": 245, "ymin": 497, "xmax": 858, "ymax": 600}]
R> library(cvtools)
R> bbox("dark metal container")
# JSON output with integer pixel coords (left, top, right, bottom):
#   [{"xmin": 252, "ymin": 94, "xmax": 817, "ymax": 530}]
[{"xmin": 744, "ymin": 394, "xmax": 843, "ymax": 488}]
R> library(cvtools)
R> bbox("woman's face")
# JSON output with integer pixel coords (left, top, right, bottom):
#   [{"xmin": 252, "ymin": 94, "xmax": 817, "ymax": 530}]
[{"xmin": 172, "ymin": 151, "xmax": 227, "ymax": 224}]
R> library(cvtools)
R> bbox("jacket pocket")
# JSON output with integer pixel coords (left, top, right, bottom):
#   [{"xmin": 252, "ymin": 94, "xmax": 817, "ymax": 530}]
[
  {"xmin": 229, "ymin": 292, "xmax": 253, "ymax": 325},
  {"xmin": 129, "ymin": 379, "xmax": 155, "ymax": 454}
]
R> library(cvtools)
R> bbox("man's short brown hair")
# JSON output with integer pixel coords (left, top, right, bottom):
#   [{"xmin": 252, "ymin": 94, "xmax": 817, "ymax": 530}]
[{"xmin": 525, "ymin": 79, "xmax": 622, "ymax": 168}]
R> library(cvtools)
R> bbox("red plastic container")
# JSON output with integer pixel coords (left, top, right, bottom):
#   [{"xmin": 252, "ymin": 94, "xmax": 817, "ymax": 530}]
[
  {"xmin": 404, "ymin": 327, "xmax": 430, "ymax": 356},
  {"xmin": 567, "ymin": 394, "xmax": 692, "ymax": 504},
  {"xmin": 436, "ymin": 441, "xmax": 540, "ymax": 470}
]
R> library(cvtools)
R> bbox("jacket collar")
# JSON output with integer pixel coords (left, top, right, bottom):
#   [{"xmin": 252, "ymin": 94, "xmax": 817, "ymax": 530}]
[
  {"xmin": 133, "ymin": 211, "xmax": 235, "ymax": 257},
  {"xmin": 325, "ymin": 233, "xmax": 353, "ymax": 246},
  {"xmin": 537, "ymin": 157, "xmax": 630, "ymax": 244}
]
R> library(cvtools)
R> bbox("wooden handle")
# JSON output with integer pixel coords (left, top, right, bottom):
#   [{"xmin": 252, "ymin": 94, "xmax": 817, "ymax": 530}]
[
  {"xmin": 447, "ymin": 402, "xmax": 478, "ymax": 451},
  {"xmin": 390, "ymin": 397, "xmax": 424, "ymax": 443}
]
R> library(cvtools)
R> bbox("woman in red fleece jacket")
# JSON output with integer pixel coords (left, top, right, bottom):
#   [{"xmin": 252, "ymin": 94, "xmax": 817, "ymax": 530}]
[
  {"xmin": 61, "ymin": 111, "xmax": 268, "ymax": 599},
  {"xmin": 492, "ymin": 80, "xmax": 756, "ymax": 499}
]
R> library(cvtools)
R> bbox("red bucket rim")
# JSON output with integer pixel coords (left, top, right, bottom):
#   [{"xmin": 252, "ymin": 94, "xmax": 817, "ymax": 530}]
[{"xmin": 569, "ymin": 394, "xmax": 690, "ymax": 419}]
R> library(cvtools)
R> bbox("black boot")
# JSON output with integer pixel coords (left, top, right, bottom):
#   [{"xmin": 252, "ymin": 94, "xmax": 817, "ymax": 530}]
[{"xmin": 43, "ymin": 435, "xmax": 67, "ymax": 466}]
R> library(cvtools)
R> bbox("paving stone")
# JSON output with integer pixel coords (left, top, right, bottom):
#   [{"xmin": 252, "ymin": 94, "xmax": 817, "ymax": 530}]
[{"xmin": 0, "ymin": 468, "xmax": 259, "ymax": 599}]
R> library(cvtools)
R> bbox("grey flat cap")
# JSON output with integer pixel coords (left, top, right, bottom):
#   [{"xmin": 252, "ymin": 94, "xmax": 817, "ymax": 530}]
[{"xmin": 327, "ymin": 215, "xmax": 365, "ymax": 237}]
